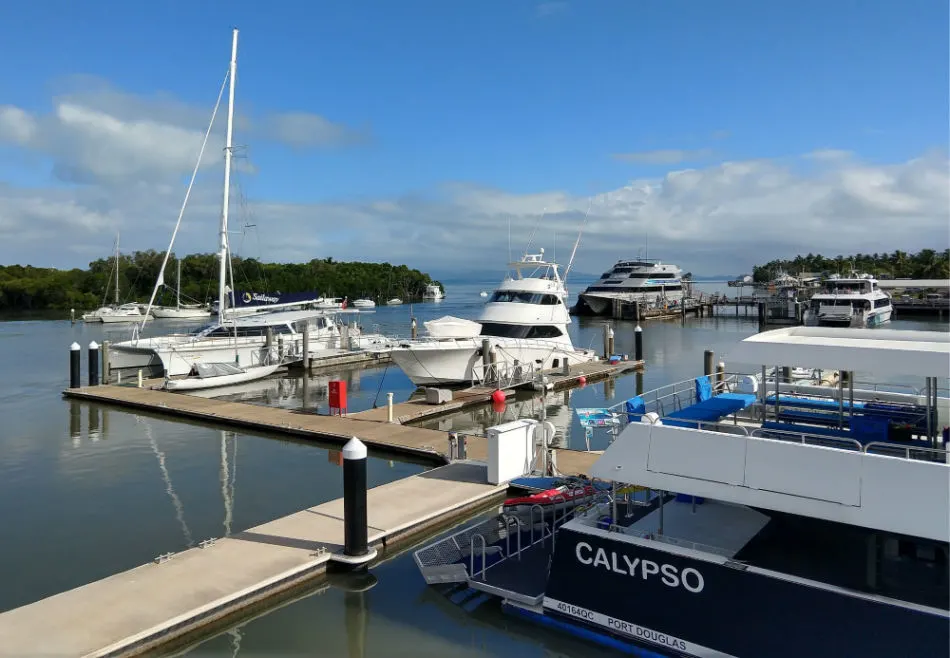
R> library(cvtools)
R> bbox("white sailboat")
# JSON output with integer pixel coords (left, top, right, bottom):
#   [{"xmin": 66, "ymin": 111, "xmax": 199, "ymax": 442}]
[
  {"xmin": 151, "ymin": 261, "xmax": 212, "ymax": 319},
  {"xmin": 83, "ymin": 233, "xmax": 148, "ymax": 323}
]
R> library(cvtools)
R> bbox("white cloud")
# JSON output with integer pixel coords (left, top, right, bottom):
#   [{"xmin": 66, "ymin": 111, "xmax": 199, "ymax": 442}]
[
  {"xmin": 0, "ymin": 76, "xmax": 366, "ymax": 185},
  {"xmin": 0, "ymin": 78, "xmax": 946, "ymax": 277},
  {"xmin": 263, "ymin": 112, "xmax": 369, "ymax": 148},
  {"xmin": 612, "ymin": 149, "xmax": 714, "ymax": 165},
  {"xmin": 804, "ymin": 148, "xmax": 853, "ymax": 161}
]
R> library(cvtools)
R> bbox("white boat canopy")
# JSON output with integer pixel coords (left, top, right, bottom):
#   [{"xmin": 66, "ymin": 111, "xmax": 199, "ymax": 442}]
[{"xmin": 728, "ymin": 327, "xmax": 950, "ymax": 379}]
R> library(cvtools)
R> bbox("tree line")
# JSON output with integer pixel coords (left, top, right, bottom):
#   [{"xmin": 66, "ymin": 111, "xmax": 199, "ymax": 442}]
[
  {"xmin": 752, "ymin": 249, "xmax": 950, "ymax": 283},
  {"xmin": 0, "ymin": 251, "xmax": 441, "ymax": 311}
]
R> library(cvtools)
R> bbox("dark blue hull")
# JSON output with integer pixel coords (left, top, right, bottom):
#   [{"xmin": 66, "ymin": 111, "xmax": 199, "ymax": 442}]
[{"xmin": 539, "ymin": 527, "xmax": 948, "ymax": 658}]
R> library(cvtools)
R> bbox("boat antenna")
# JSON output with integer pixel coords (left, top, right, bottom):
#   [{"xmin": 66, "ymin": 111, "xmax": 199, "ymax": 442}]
[
  {"xmin": 563, "ymin": 197, "xmax": 592, "ymax": 282},
  {"xmin": 508, "ymin": 215, "xmax": 512, "ymax": 264},
  {"xmin": 523, "ymin": 207, "xmax": 546, "ymax": 257},
  {"xmin": 137, "ymin": 66, "xmax": 229, "ymax": 336}
]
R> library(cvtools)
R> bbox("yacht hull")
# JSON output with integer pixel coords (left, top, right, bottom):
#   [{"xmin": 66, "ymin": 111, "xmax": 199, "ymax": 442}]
[
  {"xmin": 99, "ymin": 313, "xmax": 146, "ymax": 324},
  {"xmin": 579, "ymin": 290, "xmax": 686, "ymax": 316},
  {"xmin": 509, "ymin": 526, "xmax": 949, "ymax": 658},
  {"xmin": 805, "ymin": 307, "xmax": 892, "ymax": 328},
  {"xmin": 151, "ymin": 307, "xmax": 212, "ymax": 319},
  {"xmin": 112, "ymin": 337, "xmax": 301, "ymax": 377},
  {"xmin": 390, "ymin": 338, "xmax": 597, "ymax": 386}
]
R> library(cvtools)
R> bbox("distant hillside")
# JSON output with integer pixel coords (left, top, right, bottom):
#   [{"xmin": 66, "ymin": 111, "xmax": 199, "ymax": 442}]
[
  {"xmin": 0, "ymin": 252, "xmax": 439, "ymax": 311},
  {"xmin": 753, "ymin": 249, "xmax": 949, "ymax": 282}
]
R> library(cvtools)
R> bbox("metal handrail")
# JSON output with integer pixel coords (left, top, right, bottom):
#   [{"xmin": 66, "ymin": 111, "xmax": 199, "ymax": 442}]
[
  {"xmin": 529, "ymin": 504, "xmax": 547, "ymax": 546},
  {"xmin": 749, "ymin": 427, "xmax": 863, "ymax": 452},
  {"xmin": 864, "ymin": 441, "xmax": 948, "ymax": 461},
  {"xmin": 501, "ymin": 514, "xmax": 522, "ymax": 560},
  {"xmin": 470, "ymin": 534, "xmax": 488, "ymax": 580}
]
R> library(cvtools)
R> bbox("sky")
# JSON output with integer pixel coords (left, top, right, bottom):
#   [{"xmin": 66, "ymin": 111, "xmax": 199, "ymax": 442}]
[{"xmin": 0, "ymin": 0, "xmax": 947, "ymax": 278}]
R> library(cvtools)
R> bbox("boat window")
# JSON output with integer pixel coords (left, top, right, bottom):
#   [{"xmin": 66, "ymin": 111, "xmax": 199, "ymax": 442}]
[
  {"xmin": 489, "ymin": 291, "xmax": 562, "ymax": 305},
  {"xmin": 638, "ymin": 272, "xmax": 676, "ymax": 279},
  {"xmin": 874, "ymin": 298, "xmax": 891, "ymax": 308},
  {"xmin": 479, "ymin": 323, "xmax": 564, "ymax": 339},
  {"xmin": 585, "ymin": 284, "xmax": 683, "ymax": 293},
  {"xmin": 276, "ymin": 323, "xmax": 294, "ymax": 334},
  {"xmin": 603, "ymin": 279, "xmax": 624, "ymax": 284},
  {"xmin": 526, "ymin": 325, "xmax": 564, "ymax": 338},
  {"xmin": 479, "ymin": 322, "xmax": 531, "ymax": 339}
]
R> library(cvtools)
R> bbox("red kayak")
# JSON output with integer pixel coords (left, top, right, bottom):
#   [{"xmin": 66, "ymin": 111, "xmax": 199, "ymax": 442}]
[{"xmin": 503, "ymin": 483, "xmax": 598, "ymax": 519}]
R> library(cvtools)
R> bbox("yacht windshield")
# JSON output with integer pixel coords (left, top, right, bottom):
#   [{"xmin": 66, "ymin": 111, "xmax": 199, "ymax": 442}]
[
  {"xmin": 480, "ymin": 322, "xmax": 564, "ymax": 339},
  {"xmin": 489, "ymin": 291, "xmax": 561, "ymax": 305}
]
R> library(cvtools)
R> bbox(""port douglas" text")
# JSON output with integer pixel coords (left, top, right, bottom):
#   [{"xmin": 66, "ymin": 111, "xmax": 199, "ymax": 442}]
[{"xmin": 575, "ymin": 541, "xmax": 705, "ymax": 593}]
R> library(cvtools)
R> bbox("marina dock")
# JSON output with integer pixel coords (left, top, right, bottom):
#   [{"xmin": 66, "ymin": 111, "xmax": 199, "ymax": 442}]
[
  {"xmin": 0, "ymin": 461, "xmax": 521, "ymax": 658},
  {"xmin": 0, "ymin": 359, "xmax": 623, "ymax": 656},
  {"xmin": 0, "ymin": 352, "xmax": 634, "ymax": 656}
]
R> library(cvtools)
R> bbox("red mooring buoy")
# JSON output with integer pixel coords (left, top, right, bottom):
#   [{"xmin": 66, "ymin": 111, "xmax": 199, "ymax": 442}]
[
  {"xmin": 578, "ymin": 376, "xmax": 587, "ymax": 387},
  {"xmin": 491, "ymin": 389, "xmax": 506, "ymax": 404}
]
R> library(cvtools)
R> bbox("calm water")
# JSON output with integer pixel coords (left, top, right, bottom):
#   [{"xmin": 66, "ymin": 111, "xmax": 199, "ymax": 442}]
[{"xmin": 0, "ymin": 279, "xmax": 945, "ymax": 657}]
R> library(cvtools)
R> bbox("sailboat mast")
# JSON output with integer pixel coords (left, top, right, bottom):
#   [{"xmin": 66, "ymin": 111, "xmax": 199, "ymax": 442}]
[
  {"xmin": 217, "ymin": 28, "xmax": 238, "ymax": 320},
  {"xmin": 176, "ymin": 260, "xmax": 182, "ymax": 310},
  {"xmin": 115, "ymin": 232, "xmax": 120, "ymax": 305}
]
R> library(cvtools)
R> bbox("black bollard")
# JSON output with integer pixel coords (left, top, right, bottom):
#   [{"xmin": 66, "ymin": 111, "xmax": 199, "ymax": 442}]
[
  {"xmin": 69, "ymin": 342, "xmax": 81, "ymax": 388},
  {"xmin": 343, "ymin": 437, "xmax": 369, "ymax": 557},
  {"xmin": 88, "ymin": 341, "xmax": 100, "ymax": 386},
  {"xmin": 634, "ymin": 325, "xmax": 643, "ymax": 362},
  {"xmin": 704, "ymin": 350, "xmax": 714, "ymax": 378}
]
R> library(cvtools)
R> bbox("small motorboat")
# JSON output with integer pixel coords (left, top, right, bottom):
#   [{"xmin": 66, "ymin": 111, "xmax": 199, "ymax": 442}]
[
  {"xmin": 352, "ymin": 299, "xmax": 376, "ymax": 309},
  {"xmin": 503, "ymin": 479, "xmax": 599, "ymax": 520},
  {"xmin": 386, "ymin": 298, "xmax": 403, "ymax": 305},
  {"xmin": 479, "ymin": 291, "xmax": 489, "ymax": 298},
  {"xmin": 164, "ymin": 362, "xmax": 280, "ymax": 391}
]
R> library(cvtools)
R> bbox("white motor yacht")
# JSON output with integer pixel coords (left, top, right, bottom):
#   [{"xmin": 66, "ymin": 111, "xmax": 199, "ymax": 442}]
[
  {"xmin": 422, "ymin": 284, "xmax": 445, "ymax": 301},
  {"xmin": 577, "ymin": 258, "xmax": 684, "ymax": 315},
  {"xmin": 390, "ymin": 250, "xmax": 597, "ymax": 386},
  {"xmin": 804, "ymin": 272, "xmax": 893, "ymax": 328},
  {"xmin": 352, "ymin": 298, "xmax": 376, "ymax": 308}
]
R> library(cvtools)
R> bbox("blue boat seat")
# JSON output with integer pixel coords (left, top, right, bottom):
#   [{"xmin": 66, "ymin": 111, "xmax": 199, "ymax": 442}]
[{"xmin": 665, "ymin": 392, "xmax": 757, "ymax": 428}]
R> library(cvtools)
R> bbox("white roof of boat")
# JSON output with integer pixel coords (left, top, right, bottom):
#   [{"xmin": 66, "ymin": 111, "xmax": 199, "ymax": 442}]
[{"xmin": 728, "ymin": 326, "xmax": 950, "ymax": 379}]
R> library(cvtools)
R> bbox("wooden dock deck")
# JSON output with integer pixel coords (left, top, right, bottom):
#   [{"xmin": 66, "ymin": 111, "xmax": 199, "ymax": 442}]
[
  {"xmin": 62, "ymin": 383, "xmax": 602, "ymax": 474},
  {"xmin": 0, "ymin": 462, "xmax": 514, "ymax": 658}
]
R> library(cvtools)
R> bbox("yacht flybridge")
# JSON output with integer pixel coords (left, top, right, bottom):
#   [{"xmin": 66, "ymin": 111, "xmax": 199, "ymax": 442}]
[
  {"xmin": 577, "ymin": 258, "xmax": 684, "ymax": 316},
  {"xmin": 414, "ymin": 326, "xmax": 949, "ymax": 657},
  {"xmin": 390, "ymin": 250, "xmax": 597, "ymax": 386},
  {"xmin": 804, "ymin": 272, "xmax": 893, "ymax": 328}
]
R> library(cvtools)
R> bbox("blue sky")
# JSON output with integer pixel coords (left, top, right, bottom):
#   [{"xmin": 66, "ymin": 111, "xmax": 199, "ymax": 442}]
[{"xmin": 0, "ymin": 1, "xmax": 947, "ymax": 274}]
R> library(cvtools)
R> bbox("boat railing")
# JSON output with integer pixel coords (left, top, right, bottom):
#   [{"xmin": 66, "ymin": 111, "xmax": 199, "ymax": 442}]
[
  {"xmin": 864, "ymin": 441, "xmax": 948, "ymax": 463},
  {"xmin": 469, "ymin": 359, "xmax": 538, "ymax": 388},
  {"xmin": 591, "ymin": 372, "xmax": 747, "ymax": 432},
  {"xmin": 749, "ymin": 427, "xmax": 864, "ymax": 452}
]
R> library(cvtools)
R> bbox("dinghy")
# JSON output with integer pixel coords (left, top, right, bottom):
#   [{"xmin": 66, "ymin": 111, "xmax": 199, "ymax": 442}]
[
  {"xmin": 164, "ymin": 362, "xmax": 280, "ymax": 391},
  {"xmin": 502, "ymin": 479, "xmax": 599, "ymax": 520}
]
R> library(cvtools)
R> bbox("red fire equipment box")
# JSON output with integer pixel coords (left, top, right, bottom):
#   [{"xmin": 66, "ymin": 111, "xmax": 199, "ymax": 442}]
[{"xmin": 329, "ymin": 380, "xmax": 347, "ymax": 416}]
